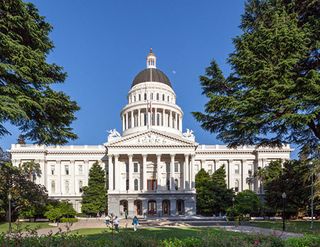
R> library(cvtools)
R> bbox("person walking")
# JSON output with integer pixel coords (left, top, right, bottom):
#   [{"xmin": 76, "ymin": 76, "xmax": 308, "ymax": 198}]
[
  {"xmin": 132, "ymin": 216, "xmax": 139, "ymax": 231},
  {"xmin": 105, "ymin": 214, "xmax": 110, "ymax": 227},
  {"xmin": 114, "ymin": 216, "xmax": 120, "ymax": 232}
]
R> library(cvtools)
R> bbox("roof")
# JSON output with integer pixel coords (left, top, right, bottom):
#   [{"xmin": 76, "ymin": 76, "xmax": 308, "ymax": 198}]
[{"xmin": 131, "ymin": 68, "xmax": 172, "ymax": 88}]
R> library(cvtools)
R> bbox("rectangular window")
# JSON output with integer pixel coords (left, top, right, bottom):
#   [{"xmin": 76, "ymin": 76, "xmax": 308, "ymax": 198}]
[
  {"xmin": 126, "ymin": 179, "xmax": 129, "ymax": 190},
  {"xmin": 65, "ymin": 180, "xmax": 69, "ymax": 193},
  {"xmin": 134, "ymin": 162, "xmax": 138, "ymax": 173},
  {"xmin": 65, "ymin": 165, "xmax": 69, "ymax": 175},
  {"xmin": 51, "ymin": 180, "xmax": 55, "ymax": 193},
  {"xmin": 174, "ymin": 162, "xmax": 179, "ymax": 173},
  {"xmin": 51, "ymin": 165, "xmax": 55, "ymax": 175},
  {"xmin": 235, "ymin": 164, "xmax": 239, "ymax": 174},
  {"xmin": 78, "ymin": 165, "xmax": 83, "ymax": 175},
  {"xmin": 147, "ymin": 179, "xmax": 157, "ymax": 191}
]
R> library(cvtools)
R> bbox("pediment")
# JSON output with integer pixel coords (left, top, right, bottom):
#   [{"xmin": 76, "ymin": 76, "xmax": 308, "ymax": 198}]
[{"xmin": 106, "ymin": 130, "xmax": 195, "ymax": 147}]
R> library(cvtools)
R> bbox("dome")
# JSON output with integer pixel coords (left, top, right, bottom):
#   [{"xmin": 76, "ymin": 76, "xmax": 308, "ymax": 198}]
[{"xmin": 131, "ymin": 68, "xmax": 172, "ymax": 88}]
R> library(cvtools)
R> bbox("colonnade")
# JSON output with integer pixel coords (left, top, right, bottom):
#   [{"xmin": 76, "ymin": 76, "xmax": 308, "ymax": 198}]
[
  {"xmin": 122, "ymin": 108, "xmax": 182, "ymax": 131},
  {"xmin": 108, "ymin": 153, "xmax": 195, "ymax": 193}
]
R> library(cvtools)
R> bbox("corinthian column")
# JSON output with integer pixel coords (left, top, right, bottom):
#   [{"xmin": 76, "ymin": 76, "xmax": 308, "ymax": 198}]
[
  {"xmin": 157, "ymin": 154, "xmax": 161, "ymax": 191},
  {"xmin": 128, "ymin": 155, "xmax": 133, "ymax": 191},
  {"xmin": 170, "ymin": 154, "xmax": 175, "ymax": 191},
  {"xmin": 142, "ymin": 154, "xmax": 147, "ymax": 191},
  {"xmin": 108, "ymin": 155, "xmax": 113, "ymax": 191}
]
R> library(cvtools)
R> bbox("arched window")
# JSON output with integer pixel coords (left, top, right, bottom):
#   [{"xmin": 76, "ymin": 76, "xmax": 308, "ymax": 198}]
[
  {"xmin": 134, "ymin": 95, "xmax": 136, "ymax": 102},
  {"xmin": 167, "ymin": 95, "xmax": 170, "ymax": 101},
  {"xmin": 134, "ymin": 179, "xmax": 138, "ymax": 191},
  {"xmin": 156, "ymin": 93, "xmax": 159, "ymax": 100},
  {"xmin": 79, "ymin": 180, "xmax": 83, "ymax": 193},
  {"xmin": 144, "ymin": 93, "xmax": 147, "ymax": 100},
  {"xmin": 51, "ymin": 180, "xmax": 55, "ymax": 194},
  {"xmin": 235, "ymin": 179, "xmax": 239, "ymax": 192},
  {"xmin": 174, "ymin": 178, "xmax": 179, "ymax": 190},
  {"xmin": 138, "ymin": 94, "xmax": 141, "ymax": 101},
  {"xmin": 162, "ymin": 94, "xmax": 165, "ymax": 101}
]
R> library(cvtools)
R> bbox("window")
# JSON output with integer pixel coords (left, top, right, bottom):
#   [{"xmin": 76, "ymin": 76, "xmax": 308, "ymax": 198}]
[
  {"xmin": 157, "ymin": 113, "xmax": 161, "ymax": 126},
  {"xmin": 51, "ymin": 165, "xmax": 55, "ymax": 175},
  {"xmin": 167, "ymin": 179, "xmax": 170, "ymax": 190},
  {"xmin": 147, "ymin": 179, "xmax": 157, "ymax": 191},
  {"xmin": 175, "ymin": 179, "xmax": 179, "ymax": 190},
  {"xmin": 174, "ymin": 162, "xmax": 179, "ymax": 173},
  {"xmin": 167, "ymin": 95, "xmax": 170, "ymax": 101},
  {"xmin": 235, "ymin": 164, "xmax": 239, "ymax": 174},
  {"xmin": 144, "ymin": 93, "xmax": 147, "ymax": 100},
  {"xmin": 134, "ymin": 179, "xmax": 138, "ymax": 191},
  {"xmin": 134, "ymin": 162, "xmax": 138, "ymax": 172},
  {"xmin": 138, "ymin": 94, "xmax": 141, "ymax": 101},
  {"xmin": 150, "ymin": 93, "xmax": 153, "ymax": 100},
  {"xmin": 126, "ymin": 179, "xmax": 129, "ymax": 190},
  {"xmin": 156, "ymin": 93, "xmax": 159, "ymax": 100},
  {"xmin": 51, "ymin": 180, "xmax": 55, "ymax": 193},
  {"xmin": 162, "ymin": 94, "xmax": 165, "ymax": 101},
  {"xmin": 65, "ymin": 180, "xmax": 69, "ymax": 193},
  {"xmin": 79, "ymin": 180, "xmax": 83, "ymax": 193},
  {"xmin": 65, "ymin": 165, "xmax": 69, "ymax": 175},
  {"xmin": 134, "ymin": 96, "xmax": 136, "ymax": 102},
  {"xmin": 78, "ymin": 165, "xmax": 83, "ymax": 175},
  {"xmin": 235, "ymin": 179, "xmax": 239, "ymax": 192}
]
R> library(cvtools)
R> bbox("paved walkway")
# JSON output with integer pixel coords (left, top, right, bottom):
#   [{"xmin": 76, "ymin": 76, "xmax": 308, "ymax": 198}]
[{"xmin": 32, "ymin": 218, "xmax": 303, "ymax": 240}]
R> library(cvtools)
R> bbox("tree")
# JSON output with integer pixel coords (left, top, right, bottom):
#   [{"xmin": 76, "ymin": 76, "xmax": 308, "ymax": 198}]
[
  {"xmin": 195, "ymin": 166, "xmax": 234, "ymax": 216},
  {"xmin": 0, "ymin": 163, "xmax": 48, "ymax": 221},
  {"xmin": 211, "ymin": 166, "xmax": 234, "ymax": 216},
  {"xmin": 195, "ymin": 169, "xmax": 213, "ymax": 215},
  {"xmin": 81, "ymin": 162, "xmax": 106, "ymax": 216},
  {"xmin": 193, "ymin": 0, "xmax": 320, "ymax": 157},
  {"xmin": 20, "ymin": 160, "xmax": 41, "ymax": 181},
  {"xmin": 262, "ymin": 160, "xmax": 313, "ymax": 217},
  {"xmin": 234, "ymin": 190, "xmax": 261, "ymax": 216},
  {"xmin": 44, "ymin": 201, "xmax": 76, "ymax": 222},
  {"xmin": 0, "ymin": 0, "xmax": 79, "ymax": 144}
]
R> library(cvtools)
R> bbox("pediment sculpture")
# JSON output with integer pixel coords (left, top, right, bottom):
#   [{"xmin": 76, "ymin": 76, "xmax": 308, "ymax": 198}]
[
  {"xmin": 107, "ymin": 129, "xmax": 121, "ymax": 142},
  {"xmin": 183, "ymin": 129, "xmax": 195, "ymax": 141}
]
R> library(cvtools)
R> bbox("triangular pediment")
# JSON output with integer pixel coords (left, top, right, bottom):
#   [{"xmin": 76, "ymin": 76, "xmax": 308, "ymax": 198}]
[{"xmin": 106, "ymin": 129, "xmax": 195, "ymax": 147}]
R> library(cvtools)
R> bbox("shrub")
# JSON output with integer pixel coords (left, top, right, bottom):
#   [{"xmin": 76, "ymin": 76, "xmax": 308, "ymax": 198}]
[
  {"xmin": 285, "ymin": 235, "xmax": 320, "ymax": 247},
  {"xmin": 60, "ymin": 217, "xmax": 78, "ymax": 223}
]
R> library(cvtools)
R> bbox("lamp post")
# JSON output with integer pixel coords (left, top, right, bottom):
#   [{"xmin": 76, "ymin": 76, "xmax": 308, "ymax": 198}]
[
  {"xmin": 8, "ymin": 192, "xmax": 12, "ymax": 234},
  {"xmin": 310, "ymin": 161, "xmax": 314, "ymax": 230},
  {"xmin": 282, "ymin": 192, "xmax": 286, "ymax": 231}
]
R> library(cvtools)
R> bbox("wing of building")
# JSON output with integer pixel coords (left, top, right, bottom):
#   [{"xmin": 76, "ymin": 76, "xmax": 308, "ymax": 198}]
[{"xmin": 10, "ymin": 49, "xmax": 292, "ymax": 216}]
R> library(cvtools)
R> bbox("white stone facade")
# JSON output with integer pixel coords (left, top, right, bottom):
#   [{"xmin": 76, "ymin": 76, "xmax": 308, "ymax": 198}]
[{"xmin": 10, "ymin": 50, "xmax": 291, "ymax": 216}]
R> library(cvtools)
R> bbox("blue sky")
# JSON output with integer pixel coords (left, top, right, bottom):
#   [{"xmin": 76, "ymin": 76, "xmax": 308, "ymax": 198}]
[{"xmin": 2, "ymin": 0, "xmax": 298, "ymax": 158}]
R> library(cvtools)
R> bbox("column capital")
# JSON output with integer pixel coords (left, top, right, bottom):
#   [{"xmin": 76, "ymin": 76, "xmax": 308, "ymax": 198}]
[
  {"xmin": 170, "ymin": 153, "xmax": 176, "ymax": 158},
  {"xmin": 114, "ymin": 154, "xmax": 119, "ymax": 158},
  {"xmin": 184, "ymin": 154, "xmax": 190, "ymax": 158},
  {"xmin": 128, "ymin": 154, "xmax": 133, "ymax": 158},
  {"xmin": 156, "ymin": 154, "xmax": 162, "ymax": 158},
  {"xmin": 142, "ymin": 154, "xmax": 148, "ymax": 159}
]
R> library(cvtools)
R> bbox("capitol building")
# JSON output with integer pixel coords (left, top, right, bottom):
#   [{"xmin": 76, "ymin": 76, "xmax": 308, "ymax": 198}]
[{"xmin": 10, "ymin": 50, "xmax": 291, "ymax": 217}]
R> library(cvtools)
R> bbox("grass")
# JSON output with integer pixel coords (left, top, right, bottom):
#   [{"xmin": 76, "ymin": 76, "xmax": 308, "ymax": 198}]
[
  {"xmin": 246, "ymin": 220, "xmax": 320, "ymax": 235},
  {"xmin": 72, "ymin": 227, "xmax": 207, "ymax": 241},
  {"xmin": 0, "ymin": 222, "xmax": 53, "ymax": 233}
]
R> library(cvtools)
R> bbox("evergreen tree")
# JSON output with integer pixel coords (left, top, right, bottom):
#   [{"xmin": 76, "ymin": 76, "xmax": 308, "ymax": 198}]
[
  {"xmin": 0, "ymin": 0, "xmax": 79, "ymax": 144},
  {"xmin": 195, "ymin": 166, "xmax": 234, "ymax": 216},
  {"xmin": 193, "ymin": 0, "xmax": 320, "ymax": 157},
  {"xmin": 81, "ymin": 162, "xmax": 106, "ymax": 216},
  {"xmin": 211, "ymin": 165, "xmax": 234, "ymax": 215},
  {"xmin": 195, "ymin": 169, "xmax": 213, "ymax": 215}
]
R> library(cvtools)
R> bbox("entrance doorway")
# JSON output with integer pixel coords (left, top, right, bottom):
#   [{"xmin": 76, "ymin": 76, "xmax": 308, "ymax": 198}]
[
  {"xmin": 176, "ymin": 199, "xmax": 185, "ymax": 215},
  {"xmin": 148, "ymin": 200, "xmax": 157, "ymax": 215},
  {"xmin": 134, "ymin": 200, "xmax": 142, "ymax": 216},
  {"xmin": 162, "ymin": 200, "xmax": 170, "ymax": 216},
  {"xmin": 119, "ymin": 200, "xmax": 128, "ymax": 216}
]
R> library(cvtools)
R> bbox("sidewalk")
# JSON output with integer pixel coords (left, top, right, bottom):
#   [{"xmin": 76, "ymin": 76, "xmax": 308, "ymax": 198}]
[{"xmin": 32, "ymin": 218, "xmax": 303, "ymax": 240}]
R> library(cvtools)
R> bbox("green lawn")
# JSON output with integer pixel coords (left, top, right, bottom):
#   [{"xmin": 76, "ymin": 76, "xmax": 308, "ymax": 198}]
[
  {"xmin": 0, "ymin": 222, "xmax": 53, "ymax": 233},
  {"xmin": 246, "ymin": 220, "xmax": 320, "ymax": 235}
]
